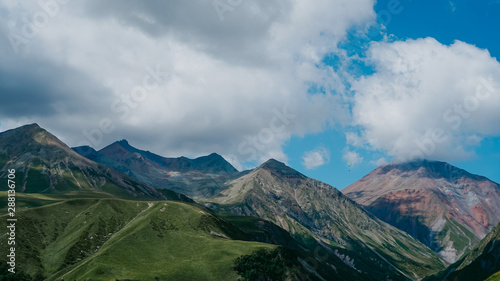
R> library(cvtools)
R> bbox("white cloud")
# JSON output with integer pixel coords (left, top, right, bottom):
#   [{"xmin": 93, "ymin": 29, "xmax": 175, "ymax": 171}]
[
  {"xmin": 346, "ymin": 131, "xmax": 366, "ymax": 148},
  {"xmin": 372, "ymin": 157, "xmax": 387, "ymax": 166},
  {"xmin": 0, "ymin": 0, "xmax": 376, "ymax": 166},
  {"xmin": 342, "ymin": 149, "xmax": 363, "ymax": 165},
  {"xmin": 351, "ymin": 38, "xmax": 500, "ymax": 162},
  {"xmin": 302, "ymin": 146, "xmax": 330, "ymax": 170}
]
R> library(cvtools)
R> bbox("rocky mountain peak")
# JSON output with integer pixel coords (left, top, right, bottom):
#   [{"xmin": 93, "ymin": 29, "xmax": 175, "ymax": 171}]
[
  {"xmin": 207, "ymin": 152, "xmax": 222, "ymax": 159},
  {"xmin": 260, "ymin": 158, "xmax": 285, "ymax": 168},
  {"xmin": 1, "ymin": 123, "xmax": 44, "ymax": 140},
  {"xmin": 100, "ymin": 139, "xmax": 136, "ymax": 156},
  {"xmin": 258, "ymin": 159, "xmax": 305, "ymax": 179},
  {"xmin": 191, "ymin": 153, "xmax": 238, "ymax": 174},
  {"xmin": 108, "ymin": 139, "xmax": 134, "ymax": 151},
  {"xmin": 19, "ymin": 122, "xmax": 42, "ymax": 131},
  {"xmin": 72, "ymin": 145, "xmax": 101, "ymax": 161},
  {"xmin": 0, "ymin": 124, "xmax": 167, "ymax": 199},
  {"xmin": 0, "ymin": 123, "xmax": 77, "ymax": 159},
  {"xmin": 115, "ymin": 139, "xmax": 131, "ymax": 148},
  {"xmin": 378, "ymin": 159, "xmax": 485, "ymax": 183}
]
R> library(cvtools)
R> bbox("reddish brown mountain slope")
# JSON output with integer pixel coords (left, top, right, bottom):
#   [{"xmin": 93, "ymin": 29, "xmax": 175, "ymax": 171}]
[{"xmin": 343, "ymin": 160, "xmax": 500, "ymax": 263}]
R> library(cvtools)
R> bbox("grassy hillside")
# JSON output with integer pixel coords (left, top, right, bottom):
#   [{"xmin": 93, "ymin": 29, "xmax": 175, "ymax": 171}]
[
  {"xmin": 487, "ymin": 272, "xmax": 500, "ymax": 281},
  {"xmin": 0, "ymin": 196, "xmax": 281, "ymax": 280}
]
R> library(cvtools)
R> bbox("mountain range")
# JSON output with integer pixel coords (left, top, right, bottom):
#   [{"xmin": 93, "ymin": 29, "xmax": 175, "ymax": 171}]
[
  {"xmin": 1, "ymin": 123, "xmax": 499, "ymax": 280},
  {"xmin": 73, "ymin": 140, "xmax": 238, "ymax": 198},
  {"xmin": 343, "ymin": 160, "xmax": 500, "ymax": 263},
  {"xmin": 0, "ymin": 124, "xmax": 171, "ymax": 200},
  {"xmin": 74, "ymin": 138, "xmax": 449, "ymax": 279}
]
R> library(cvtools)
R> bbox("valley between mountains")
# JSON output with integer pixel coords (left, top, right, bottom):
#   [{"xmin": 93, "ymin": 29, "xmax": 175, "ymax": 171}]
[{"xmin": 1, "ymin": 124, "xmax": 499, "ymax": 280}]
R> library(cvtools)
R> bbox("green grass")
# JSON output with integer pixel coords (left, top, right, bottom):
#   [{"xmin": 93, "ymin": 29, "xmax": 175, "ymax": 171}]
[
  {"xmin": 155, "ymin": 188, "xmax": 194, "ymax": 203},
  {"xmin": 0, "ymin": 191, "xmax": 63, "ymax": 212},
  {"xmin": 0, "ymin": 196, "xmax": 277, "ymax": 280},
  {"xmin": 435, "ymin": 217, "xmax": 477, "ymax": 254},
  {"xmin": 67, "ymin": 163, "xmax": 94, "ymax": 190},
  {"xmin": 486, "ymin": 271, "xmax": 500, "ymax": 281},
  {"xmin": 223, "ymin": 215, "xmax": 268, "ymax": 237},
  {"xmin": 99, "ymin": 182, "xmax": 138, "ymax": 200},
  {"xmin": 0, "ymin": 190, "xmax": 124, "ymax": 213}
]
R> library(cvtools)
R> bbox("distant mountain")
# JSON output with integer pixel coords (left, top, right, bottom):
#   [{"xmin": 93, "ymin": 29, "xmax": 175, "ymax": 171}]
[
  {"xmin": 72, "ymin": 145, "xmax": 103, "ymax": 162},
  {"xmin": 203, "ymin": 159, "xmax": 447, "ymax": 280},
  {"xmin": 100, "ymin": 139, "xmax": 238, "ymax": 174},
  {"xmin": 0, "ymin": 124, "xmax": 168, "ymax": 200},
  {"xmin": 73, "ymin": 140, "xmax": 239, "ymax": 198},
  {"xmin": 343, "ymin": 160, "xmax": 500, "ymax": 263},
  {"xmin": 424, "ymin": 222, "xmax": 500, "ymax": 281}
]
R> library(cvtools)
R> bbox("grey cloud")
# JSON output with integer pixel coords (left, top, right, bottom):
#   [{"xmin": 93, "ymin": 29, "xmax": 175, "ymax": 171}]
[
  {"xmin": 0, "ymin": 57, "xmax": 113, "ymax": 119},
  {"xmin": 0, "ymin": 0, "xmax": 376, "ymax": 167},
  {"xmin": 79, "ymin": 0, "xmax": 291, "ymax": 65}
]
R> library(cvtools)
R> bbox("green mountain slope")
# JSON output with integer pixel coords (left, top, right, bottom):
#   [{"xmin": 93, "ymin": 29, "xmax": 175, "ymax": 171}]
[
  {"xmin": 0, "ymin": 196, "xmax": 281, "ymax": 280},
  {"xmin": 203, "ymin": 159, "xmax": 448, "ymax": 280},
  {"xmin": 1, "ymin": 192, "xmax": 365, "ymax": 280},
  {"xmin": 424, "ymin": 222, "xmax": 500, "ymax": 281}
]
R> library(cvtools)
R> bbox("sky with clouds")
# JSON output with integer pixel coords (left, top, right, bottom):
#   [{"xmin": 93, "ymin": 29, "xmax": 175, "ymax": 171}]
[{"xmin": 0, "ymin": 0, "xmax": 499, "ymax": 188}]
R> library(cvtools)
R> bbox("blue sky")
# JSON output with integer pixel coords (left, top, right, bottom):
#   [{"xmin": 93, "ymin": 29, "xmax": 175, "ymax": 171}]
[
  {"xmin": 283, "ymin": 0, "xmax": 500, "ymax": 188},
  {"xmin": 0, "ymin": 0, "xmax": 499, "ymax": 189}
]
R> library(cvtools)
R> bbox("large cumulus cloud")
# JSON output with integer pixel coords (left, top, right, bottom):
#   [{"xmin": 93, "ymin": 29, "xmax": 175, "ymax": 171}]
[{"xmin": 350, "ymin": 38, "xmax": 500, "ymax": 162}]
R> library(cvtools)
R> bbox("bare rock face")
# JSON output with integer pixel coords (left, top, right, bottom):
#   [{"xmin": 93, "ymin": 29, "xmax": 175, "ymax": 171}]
[{"xmin": 343, "ymin": 160, "xmax": 500, "ymax": 263}]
